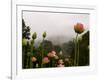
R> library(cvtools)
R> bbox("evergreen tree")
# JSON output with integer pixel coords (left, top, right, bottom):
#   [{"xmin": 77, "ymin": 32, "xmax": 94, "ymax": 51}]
[
  {"xmin": 22, "ymin": 19, "xmax": 31, "ymax": 68},
  {"xmin": 22, "ymin": 19, "xmax": 30, "ymax": 39}
]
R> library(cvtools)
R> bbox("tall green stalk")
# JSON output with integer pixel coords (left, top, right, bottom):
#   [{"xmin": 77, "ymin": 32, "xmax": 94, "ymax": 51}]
[
  {"xmin": 41, "ymin": 32, "xmax": 46, "ymax": 68},
  {"xmin": 26, "ymin": 52, "xmax": 30, "ymax": 68},
  {"xmin": 22, "ymin": 46, "xmax": 25, "ymax": 68},
  {"xmin": 77, "ymin": 38, "xmax": 80, "ymax": 66},
  {"xmin": 74, "ymin": 34, "xmax": 78, "ymax": 66},
  {"xmin": 74, "ymin": 23, "xmax": 84, "ymax": 66},
  {"xmin": 30, "ymin": 32, "xmax": 37, "ymax": 68},
  {"xmin": 30, "ymin": 40, "xmax": 34, "ymax": 68},
  {"xmin": 41, "ymin": 38, "xmax": 44, "ymax": 68}
]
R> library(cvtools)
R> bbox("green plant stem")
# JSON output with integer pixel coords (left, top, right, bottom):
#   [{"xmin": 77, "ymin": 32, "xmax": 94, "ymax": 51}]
[
  {"xmin": 26, "ymin": 52, "xmax": 29, "ymax": 68},
  {"xmin": 30, "ymin": 40, "xmax": 34, "ymax": 68},
  {"xmin": 77, "ymin": 38, "xmax": 80, "ymax": 66},
  {"xmin": 22, "ymin": 46, "xmax": 25, "ymax": 68},
  {"xmin": 74, "ymin": 34, "xmax": 78, "ymax": 66},
  {"xmin": 41, "ymin": 38, "xmax": 44, "ymax": 68},
  {"xmin": 74, "ymin": 39, "xmax": 76, "ymax": 66}
]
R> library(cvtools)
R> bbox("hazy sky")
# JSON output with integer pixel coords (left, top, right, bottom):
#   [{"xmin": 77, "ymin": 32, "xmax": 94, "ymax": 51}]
[{"xmin": 23, "ymin": 11, "xmax": 89, "ymax": 45}]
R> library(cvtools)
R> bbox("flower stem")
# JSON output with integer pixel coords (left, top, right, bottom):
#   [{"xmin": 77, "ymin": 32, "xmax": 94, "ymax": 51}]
[
  {"xmin": 30, "ymin": 40, "xmax": 34, "ymax": 68},
  {"xmin": 22, "ymin": 46, "xmax": 25, "ymax": 68},
  {"xmin": 74, "ymin": 34, "xmax": 78, "ymax": 66},
  {"xmin": 26, "ymin": 52, "xmax": 29, "ymax": 68},
  {"xmin": 77, "ymin": 38, "xmax": 80, "ymax": 66},
  {"xmin": 41, "ymin": 38, "xmax": 44, "ymax": 68}
]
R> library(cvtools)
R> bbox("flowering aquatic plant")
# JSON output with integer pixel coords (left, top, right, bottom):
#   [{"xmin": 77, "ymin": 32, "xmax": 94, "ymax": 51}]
[
  {"xmin": 74, "ymin": 23, "xmax": 85, "ymax": 66},
  {"xmin": 47, "ymin": 50, "xmax": 56, "ymax": 58},
  {"xmin": 43, "ymin": 57, "xmax": 50, "ymax": 64},
  {"xmin": 32, "ymin": 32, "xmax": 37, "ymax": 40},
  {"xmin": 22, "ymin": 38, "xmax": 27, "ymax": 46},
  {"xmin": 31, "ymin": 56, "xmax": 37, "ymax": 62},
  {"xmin": 43, "ymin": 31, "xmax": 47, "ymax": 38},
  {"xmin": 51, "ymin": 50, "xmax": 56, "ymax": 55},
  {"xmin": 74, "ymin": 23, "xmax": 85, "ymax": 34}
]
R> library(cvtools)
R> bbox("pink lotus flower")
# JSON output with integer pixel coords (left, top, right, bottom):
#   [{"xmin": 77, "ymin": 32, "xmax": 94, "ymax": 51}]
[
  {"xmin": 31, "ymin": 56, "xmax": 37, "ymax": 62},
  {"xmin": 43, "ymin": 57, "xmax": 50, "ymax": 64},
  {"xmin": 47, "ymin": 52, "xmax": 53, "ymax": 57},
  {"xmin": 74, "ymin": 23, "xmax": 85, "ymax": 34},
  {"xmin": 47, "ymin": 50, "xmax": 56, "ymax": 57},
  {"xmin": 51, "ymin": 50, "xmax": 56, "ymax": 55}
]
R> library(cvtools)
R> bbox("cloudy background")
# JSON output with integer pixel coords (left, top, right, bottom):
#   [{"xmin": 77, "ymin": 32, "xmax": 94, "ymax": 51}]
[{"xmin": 23, "ymin": 11, "xmax": 89, "ymax": 45}]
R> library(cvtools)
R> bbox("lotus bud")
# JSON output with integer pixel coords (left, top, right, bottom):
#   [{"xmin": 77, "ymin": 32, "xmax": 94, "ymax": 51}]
[
  {"xmin": 47, "ymin": 51, "xmax": 56, "ymax": 58},
  {"xmin": 43, "ymin": 57, "xmax": 50, "ymax": 64},
  {"xmin": 31, "ymin": 56, "xmax": 37, "ymax": 62},
  {"xmin": 59, "ymin": 51, "xmax": 63, "ymax": 55},
  {"xmin": 43, "ymin": 32, "xmax": 46, "ymax": 38},
  {"xmin": 22, "ymin": 38, "xmax": 27, "ymax": 46},
  {"xmin": 32, "ymin": 32, "xmax": 37, "ymax": 40},
  {"xmin": 74, "ymin": 23, "xmax": 85, "ymax": 34}
]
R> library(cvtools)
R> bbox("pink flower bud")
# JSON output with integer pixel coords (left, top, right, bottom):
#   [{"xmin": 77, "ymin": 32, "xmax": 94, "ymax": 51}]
[
  {"xmin": 51, "ymin": 50, "xmax": 56, "ymax": 55},
  {"xmin": 43, "ymin": 57, "xmax": 50, "ymax": 64},
  {"xmin": 31, "ymin": 56, "xmax": 37, "ymax": 62},
  {"xmin": 47, "ymin": 50, "xmax": 57, "ymax": 58},
  {"xmin": 74, "ymin": 23, "xmax": 85, "ymax": 34},
  {"xmin": 47, "ymin": 52, "xmax": 54, "ymax": 57}
]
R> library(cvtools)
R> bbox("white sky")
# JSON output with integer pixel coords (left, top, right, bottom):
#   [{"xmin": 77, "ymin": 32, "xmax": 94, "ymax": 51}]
[{"xmin": 23, "ymin": 11, "xmax": 89, "ymax": 45}]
